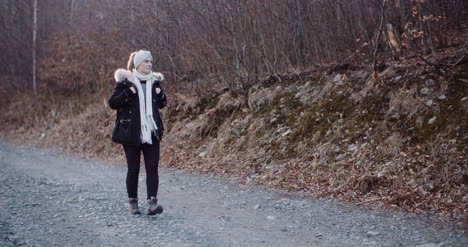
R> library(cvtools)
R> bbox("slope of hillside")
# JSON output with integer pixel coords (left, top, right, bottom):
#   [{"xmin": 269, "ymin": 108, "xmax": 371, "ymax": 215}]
[
  {"xmin": 162, "ymin": 59, "xmax": 467, "ymax": 220},
  {"xmin": 1, "ymin": 54, "xmax": 466, "ymax": 222}
]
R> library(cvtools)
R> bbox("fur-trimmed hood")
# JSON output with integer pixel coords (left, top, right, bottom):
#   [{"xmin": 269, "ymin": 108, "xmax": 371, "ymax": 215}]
[{"xmin": 114, "ymin": 68, "xmax": 164, "ymax": 83}]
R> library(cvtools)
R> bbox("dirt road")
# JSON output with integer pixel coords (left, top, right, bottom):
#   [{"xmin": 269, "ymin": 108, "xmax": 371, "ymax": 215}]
[{"xmin": 0, "ymin": 143, "xmax": 466, "ymax": 247}]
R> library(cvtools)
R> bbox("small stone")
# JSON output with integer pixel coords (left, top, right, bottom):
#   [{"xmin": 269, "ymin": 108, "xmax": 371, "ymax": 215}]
[
  {"xmin": 418, "ymin": 185, "xmax": 429, "ymax": 195},
  {"xmin": 348, "ymin": 144, "xmax": 358, "ymax": 152},
  {"xmin": 337, "ymin": 90, "xmax": 344, "ymax": 94},
  {"xmin": 394, "ymin": 76, "xmax": 402, "ymax": 81},
  {"xmin": 230, "ymin": 128, "xmax": 240, "ymax": 136},
  {"xmin": 425, "ymin": 183, "xmax": 435, "ymax": 191},
  {"xmin": 366, "ymin": 231, "xmax": 380, "ymax": 237},
  {"xmin": 266, "ymin": 216, "xmax": 276, "ymax": 220},
  {"xmin": 428, "ymin": 117, "xmax": 437, "ymax": 125},
  {"xmin": 333, "ymin": 74, "xmax": 343, "ymax": 82},
  {"xmin": 336, "ymin": 154, "xmax": 347, "ymax": 160},
  {"xmin": 253, "ymin": 204, "xmax": 260, "ymax": 210},
  {"xmin": 281, "ymin": 130, "xmax": 292, "ymax": 137},
  {"xmin": 425, "ymin": 79, "xmax": 435, "ymax": 86},
  {"xmin": 420, "ymin": 87, "xmax": 430, "ymax": 95},
  {"xmin": 377, "ymin": 169, "xmax": 387, "ymax": 178},
  {"xmin": 425, "ymin": 100, "xmax": 433, "ymax": 106},
  {"xmin": 461, "ymin": 97, "xmax": 467, "ymax": 102},
  {"xmin": 198, "ymin": 151, "xmax": 207, "ymax": 157},
  {"xmin": 437, "ymin": 95, "xmax": 446, "ymax": 100}
]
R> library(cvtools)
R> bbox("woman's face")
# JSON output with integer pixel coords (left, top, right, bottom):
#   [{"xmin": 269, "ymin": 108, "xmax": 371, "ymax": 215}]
[{"xmin": 137, "ymin": 59, "xmax": 152, "ymax": 75}]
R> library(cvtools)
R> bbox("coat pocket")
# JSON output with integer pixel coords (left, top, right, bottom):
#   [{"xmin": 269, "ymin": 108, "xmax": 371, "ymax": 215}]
[
  {"xmin": 120, "ymin": 119, "xmax": 131, "ymax": 126},
  {"xmin": 112, "ymin": 118, "xmax": 138, "ymax": 144}
]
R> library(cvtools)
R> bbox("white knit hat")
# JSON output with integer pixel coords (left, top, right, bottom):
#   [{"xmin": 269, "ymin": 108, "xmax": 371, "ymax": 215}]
[{"xmin": 133, "ymin": 50, "xmax": 153, "ymax": 69}]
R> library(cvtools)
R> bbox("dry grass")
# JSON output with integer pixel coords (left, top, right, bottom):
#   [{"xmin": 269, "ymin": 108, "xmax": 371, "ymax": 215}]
[
  {"xmin": 1, "ymin": 88, "xmax": 124, "ymax": 163},
  {"xmin": 386, "ymin": 86, "xmax": 426, "ymax": 120}
]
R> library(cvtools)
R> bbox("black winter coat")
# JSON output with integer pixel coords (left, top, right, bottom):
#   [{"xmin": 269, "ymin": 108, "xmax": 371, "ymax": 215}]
[{"xmin": 108, "ymin": 70, "xmax": 167, "ymax": 145}]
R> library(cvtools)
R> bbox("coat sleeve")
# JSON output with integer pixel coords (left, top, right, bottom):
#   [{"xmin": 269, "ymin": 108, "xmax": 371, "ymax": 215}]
[
  {"xmin": 154, "ymin": 81, "xmax": 167, "ymax": 109},
  {"xmin": 108, "ymin": 82, "xmax": 134, "ymax": 110}
]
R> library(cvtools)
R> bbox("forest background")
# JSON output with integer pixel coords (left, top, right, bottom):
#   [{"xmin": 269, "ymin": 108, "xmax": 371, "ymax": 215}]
[{"xmin": 1, "ymin": 0, "xmax": 467, "ymax": 222}]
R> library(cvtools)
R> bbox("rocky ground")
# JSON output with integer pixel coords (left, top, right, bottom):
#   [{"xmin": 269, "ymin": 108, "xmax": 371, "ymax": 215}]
[{"xmin": 0, "ymin": 142, "xmax": 466, "ymax": 247}]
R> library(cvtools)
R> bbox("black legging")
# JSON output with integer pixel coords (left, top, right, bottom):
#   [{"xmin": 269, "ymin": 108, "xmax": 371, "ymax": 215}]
[{"xmin": 123, "ymin": 141, "xmax": 160, "ymax": 200}]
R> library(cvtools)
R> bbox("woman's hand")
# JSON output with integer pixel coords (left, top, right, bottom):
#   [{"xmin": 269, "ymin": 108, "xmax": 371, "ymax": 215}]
[{"xmin": 122, "ymin": 79, "xmax": 136, "ymax": 94}]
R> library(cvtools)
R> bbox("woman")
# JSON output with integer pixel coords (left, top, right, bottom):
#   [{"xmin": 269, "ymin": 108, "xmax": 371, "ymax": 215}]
[{"xmin": 108, "ymin": 50, "xmax": 167, "ymax": 215}]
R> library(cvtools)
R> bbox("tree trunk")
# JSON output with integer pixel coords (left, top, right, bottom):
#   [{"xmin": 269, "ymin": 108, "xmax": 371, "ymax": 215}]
[
  {"xmin": 32, "ymin": 0, "xmax": 38, "ymax": 94},
  {"xmin": 372, "ymin": 0, "xmax": 386, "ymax": 73}
]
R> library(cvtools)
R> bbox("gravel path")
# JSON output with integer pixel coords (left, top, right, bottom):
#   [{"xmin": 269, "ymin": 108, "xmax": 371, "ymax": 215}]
[{"xmin": 0, "ymin": 142, "xmax": 466, "ymax": 247}]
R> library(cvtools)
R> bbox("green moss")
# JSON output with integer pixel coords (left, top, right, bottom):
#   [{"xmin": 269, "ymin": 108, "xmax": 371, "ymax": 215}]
[
  {"xmin": 411, "ymin": 79, "xmax": 467, "ymax": 144},
  {"xmin": 287, "ymin": 88, "xmax": 357, "ymax": 144},
  {"xmin": 262, "ymin": 86, "xmax": 372, "ymax": 159},
  {"xmin": 186, "ymin": 73, "xmax": 466, "ymax": 173},
  {"xmin": 253, "ymin": 91, "xmax": 303, "ymax": 125}
]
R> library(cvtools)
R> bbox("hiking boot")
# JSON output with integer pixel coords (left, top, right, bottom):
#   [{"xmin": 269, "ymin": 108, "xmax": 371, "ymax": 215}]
[
  {"xmin": 147, "ymin": 197, "xmax": 163, "ymax": 215},
  {"xmin": 128, "ymin": 198, "xmax": 141, "ymax": 214}
]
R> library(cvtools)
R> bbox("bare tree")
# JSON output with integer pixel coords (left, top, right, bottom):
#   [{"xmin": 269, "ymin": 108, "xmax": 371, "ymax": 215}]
[
  {"xmin": 2, "ymin": 0, "xmax": 466, "ymax": 93},
  {"xmin": 32, "ymin": 0, "xmax": 38, "ymax": 94},
  {"xmin": 373, "ymin": 0, "xmax": 387, "ymax": 73}
]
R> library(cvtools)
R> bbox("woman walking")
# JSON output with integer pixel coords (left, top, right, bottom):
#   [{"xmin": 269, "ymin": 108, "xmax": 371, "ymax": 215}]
[{"xmin": 108, "ymin": 50, "xmax": 167, "ymax": 215}]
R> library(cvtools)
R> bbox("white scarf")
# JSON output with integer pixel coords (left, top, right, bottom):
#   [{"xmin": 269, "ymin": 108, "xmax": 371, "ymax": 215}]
[{"xmin": 132, "ymin": 69, "xmax": 159, "ymax": 144}]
